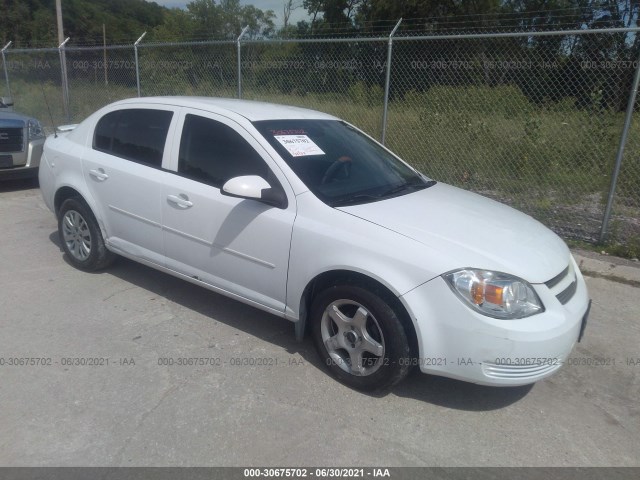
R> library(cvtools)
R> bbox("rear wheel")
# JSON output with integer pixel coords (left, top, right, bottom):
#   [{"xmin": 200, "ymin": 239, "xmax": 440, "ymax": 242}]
[
  {"xmin": 58, "ymin": 197, "xmax": 115, "ymax": 271},
  {"xmin": 311, "ymin": 284, "xmax": 412, "ymax": 391}
]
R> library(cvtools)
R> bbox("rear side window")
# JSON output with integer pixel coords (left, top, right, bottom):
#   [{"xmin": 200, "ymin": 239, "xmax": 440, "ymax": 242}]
[
  {"xmin": 93, "ymin": 108, "xmax": 173, "ymax": 168},
  {"xmin": 178, "ymin": 114, "xmax": 268, "ymax": 187}
]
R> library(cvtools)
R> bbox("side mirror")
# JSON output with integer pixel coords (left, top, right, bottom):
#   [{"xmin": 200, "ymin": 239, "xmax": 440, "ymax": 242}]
[
  {"xmin": 0, "ymin": 96, "xmax": 13, "ymax": 109},
  {"xmin": 221, "ymin": 175, "xmax": 288, "ymax": 209}
]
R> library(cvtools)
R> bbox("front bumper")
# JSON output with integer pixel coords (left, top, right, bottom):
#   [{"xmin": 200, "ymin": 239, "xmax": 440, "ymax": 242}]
[
  {"xmin": 0, "ymin": 165, "xmax": 39, "ymax": 179},
  {"xmin": 401, "ymin": 255, "xmax": 590, "ymax": 386},
  {"xmin": 0, "ymin": 137, "xmax": 44, "ymax": 179}
]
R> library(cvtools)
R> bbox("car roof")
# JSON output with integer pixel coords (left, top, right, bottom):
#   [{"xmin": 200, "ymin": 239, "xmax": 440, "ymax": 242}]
[{"xmin": 110, "ymin": 96, "xmax": 339, "ymax": 122}]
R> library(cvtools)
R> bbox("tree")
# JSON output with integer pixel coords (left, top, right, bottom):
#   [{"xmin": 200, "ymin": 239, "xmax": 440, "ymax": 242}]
[
  {"xmin": 303, "ymin": 0, "xmax": 324, "ymax": 28},
  {"xmin": 186, "ymin": 0, "xmax": 220, "ymax": 38},
  {"xmin": 0, "ymin": 0, "xmax": 167, "ymax": 47},
  {"xmin": 182, "ymin": 0, "xmax": 274, "ymax": 39},
  {"xmin": 150, "ymin": 8, "xmax": 197, "ymax": 42},
  {"xmin": 238, "ymin": 4, "xmax": 276, "ymax": 38},
  {"xmin": 283, "ymin": 0, "xmax": 300, "ymax": 28}
]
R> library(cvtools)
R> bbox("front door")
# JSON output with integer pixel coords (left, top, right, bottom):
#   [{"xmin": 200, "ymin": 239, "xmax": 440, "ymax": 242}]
[{"xmin": 161, "ymin": 110, "xmax": 296, "ymax": 314}]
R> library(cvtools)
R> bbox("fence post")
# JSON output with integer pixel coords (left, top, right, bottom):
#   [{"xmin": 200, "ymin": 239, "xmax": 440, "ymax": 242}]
[
  {"xmin": 599, "ymin": 50, "xmax": 640, "ymax": 243},
  {"xmin": 134, "ymin": 32, "xmax": 147, "ymax": 98},
  {"xmin": 58, "ymin": 37, "xmax": 70, "ymax": 122},
  {"xmin": 1, "ymin": 41, "xmax": 12, "ymax": 98},
  {"xmin": 237, "ymin": 25, "xmax": 249, "ymax": 99},
  {"xmin": 381, "ymin": 19, "xmax": 402, "ymax": 145}
]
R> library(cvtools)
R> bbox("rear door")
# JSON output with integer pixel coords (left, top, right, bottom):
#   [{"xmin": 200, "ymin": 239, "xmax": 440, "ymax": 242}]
[{"xmin": 82, "ymin": 106, "xmax": 178, "ymax": 266}]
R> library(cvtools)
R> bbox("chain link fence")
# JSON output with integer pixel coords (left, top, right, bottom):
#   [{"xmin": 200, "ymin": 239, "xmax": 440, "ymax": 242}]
[
  {"xmin": 66, "ymin": 45, "xmax": 138, "ymax": 122},
  {"xmin": 1, "ymin": 47, "xmax": 64, "ymax": 127},
  {"xmin": 138, "ymin": 41, "xmax": 237, "ymax": 97},
  {"xmin": 386, "ymin": 32, "xmax": 640, "ymax": 249},
  {"xmin": 2, "ymin": 28, "xmax": 639, "ymax": 251},
  {"xmin": 241, "ymin": 38, "xmax": 389, "ymax": 138}
]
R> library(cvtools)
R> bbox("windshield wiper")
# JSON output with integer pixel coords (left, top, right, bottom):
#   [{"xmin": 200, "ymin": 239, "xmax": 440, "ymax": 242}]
[
  {"xmin": 380, "ymin": 180, "xmax": 436, "ymax": 198},
  {"xmin": 332, "ymin": 180, "xmax": 436, "ymax": 207},
  {"xmin": 332, "ymin": 193, "xmax": 382, "ymax": 207}
]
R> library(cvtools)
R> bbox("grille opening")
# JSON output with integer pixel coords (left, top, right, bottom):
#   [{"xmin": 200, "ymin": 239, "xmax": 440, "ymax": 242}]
[{"xmin": 0, "ymin": 127, "xmax": 25, "ymax": 153}]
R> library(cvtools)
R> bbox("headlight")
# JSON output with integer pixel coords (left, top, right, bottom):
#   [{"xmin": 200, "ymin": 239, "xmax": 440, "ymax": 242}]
[
  {"xmin": 443, "ymin": 269, "xmax": 544, "ymax": 319},
  {"xmin": 27, "ymin": 120, "xmax": 44, "ymax": 139}
]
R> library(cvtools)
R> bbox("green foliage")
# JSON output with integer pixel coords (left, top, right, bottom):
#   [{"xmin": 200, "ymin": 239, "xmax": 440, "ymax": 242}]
[
  {"xmin": 1, "ymin": 0, "xmax": 56, "ymax": 46},
  {"xmin": 348, "ymin": 81, "xmax": 383, "ymax": 106},
  {"xmin": 180, "ymin": 0, "xmax": 275, "ymax": 40},
  {"xmin": 606, "ymin": 236, "xmax": 640, "ymax": 259},
  {"xmin": 0, "ymin": 0, "xmax": 167, "ymax": 46},
  {"xmin": 382, "ymin": 85, "xmax": 625, "ymax": 205},
  {"xmin": 151, "ymin": 9, "xmax": 196, "ymax": 43},
  {"xmin": 0, "ymin": 0, "xmax": 276, "ymax": 47}
]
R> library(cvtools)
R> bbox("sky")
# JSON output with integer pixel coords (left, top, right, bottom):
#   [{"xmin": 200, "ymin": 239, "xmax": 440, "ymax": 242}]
[{"xmin": 151, "ymin": 0, "xmax": 311, "ymax": 26}]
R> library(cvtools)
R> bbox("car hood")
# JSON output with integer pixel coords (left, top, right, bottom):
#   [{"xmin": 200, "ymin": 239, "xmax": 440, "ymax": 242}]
[
  {"xmin": 337, "ymin": 183, "xmax": 569, "ymax": 284},
  {"xmin": 0, "ymin": 111, "xmax": 31, "ymax": 125}
]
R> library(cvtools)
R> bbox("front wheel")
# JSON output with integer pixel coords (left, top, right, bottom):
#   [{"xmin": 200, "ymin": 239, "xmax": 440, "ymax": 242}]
[
  {"xmin": 311, "ymin": 284, "xmax": 412, "ymax": 391},
  {"xmin": 58, "ymin": 197, "xmax": 115, "ymax": 271}
]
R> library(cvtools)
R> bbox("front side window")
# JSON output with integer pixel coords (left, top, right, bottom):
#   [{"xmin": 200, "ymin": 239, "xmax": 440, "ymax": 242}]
[
  {"xmin": 93, "ymin": 108, "xmax": 173, "ymax": 168},
  {"xmin": 178, "ymin": 114, "xmax": 268, "ymax": 187},
  {"xmin": 252, "ymin": 119, "xmax": 434, "ymax": 207}
]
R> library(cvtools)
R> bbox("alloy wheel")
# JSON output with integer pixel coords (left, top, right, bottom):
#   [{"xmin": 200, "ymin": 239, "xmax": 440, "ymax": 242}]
[
  {"xmin": 62, "ymin": 210, "xmax": 92, "ymax": 261},
  {"xmin": 320, "ymin": 299, "xmax": 386, "ymax": 376}
]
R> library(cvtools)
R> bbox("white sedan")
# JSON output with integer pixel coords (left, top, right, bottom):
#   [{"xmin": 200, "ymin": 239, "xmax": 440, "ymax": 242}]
[{"xmin": 39, "ymin": 97, "xmax": 590, "ymax": 391}]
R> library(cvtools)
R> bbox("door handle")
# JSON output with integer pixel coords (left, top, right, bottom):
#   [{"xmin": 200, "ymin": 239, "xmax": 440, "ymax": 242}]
[
  {"xmin": 89, "ymin": 168, "xmax": 109, "ymax": 181},
  {"xmin": 167, "ymin": 194, "xmax": 193, "ymax": 209}
]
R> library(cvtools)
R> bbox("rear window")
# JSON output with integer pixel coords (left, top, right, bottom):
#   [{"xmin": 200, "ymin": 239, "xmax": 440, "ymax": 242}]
[{"xmin": 93, "ymin": 108, "xmax": 173, "ymax": 168}]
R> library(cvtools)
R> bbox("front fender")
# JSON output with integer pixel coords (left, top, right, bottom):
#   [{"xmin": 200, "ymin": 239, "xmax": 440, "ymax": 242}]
[{"xmin": 286, "ymin": 192, "xmax": 444, "ymax": 322}]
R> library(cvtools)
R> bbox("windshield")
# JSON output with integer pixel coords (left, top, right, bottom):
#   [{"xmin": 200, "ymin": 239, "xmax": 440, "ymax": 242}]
[{"xmin": 253, "ymin": 119, "xmax": 435, "ymax": 207}]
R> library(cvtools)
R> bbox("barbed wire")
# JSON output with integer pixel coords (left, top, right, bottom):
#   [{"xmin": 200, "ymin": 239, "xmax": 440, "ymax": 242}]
[{"xmin": 3, "ymin": 10, "xmax": 639, "ymax": 49}]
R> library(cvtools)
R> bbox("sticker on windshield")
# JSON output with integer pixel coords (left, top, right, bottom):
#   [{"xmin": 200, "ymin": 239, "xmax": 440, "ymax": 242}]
[
  {"xmin": 274, "ymin": 134, "xmax": 325, "ymax": 157},
  {"xmin": 270, "ymin": 129, "xmax": 307, "ymax": 135}
]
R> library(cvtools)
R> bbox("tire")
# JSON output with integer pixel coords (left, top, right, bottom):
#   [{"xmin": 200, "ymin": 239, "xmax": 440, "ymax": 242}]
[
  {"xmin": 311, "ymin": 284, "xmax": 412, "ymax": 391},
  {"xmin": 58, "ymin": 197, "xmax": 115, "ymax": 271}
]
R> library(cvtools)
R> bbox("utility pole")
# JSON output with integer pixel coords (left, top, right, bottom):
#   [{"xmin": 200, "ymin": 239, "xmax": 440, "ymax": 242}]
[
  {"xmin": 56, "ymin": 0, "xmax": 70, "ymax": 120},
  {"xmin": 55, "ymin": 0, "xmax": 64, "ymax": 45}
]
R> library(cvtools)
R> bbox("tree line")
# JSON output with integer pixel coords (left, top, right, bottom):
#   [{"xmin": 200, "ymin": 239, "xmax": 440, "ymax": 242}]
[
  {"xmin": 1, "ymin": 1, "xmax": 639, "ymax": 111},
  {"xmin": 2, "ymin": 1, "xmax": 639, "ymax": 46}
]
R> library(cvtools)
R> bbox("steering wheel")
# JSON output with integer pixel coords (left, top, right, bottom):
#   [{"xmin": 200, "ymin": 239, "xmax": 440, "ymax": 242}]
[{"xmin": 321, "ymin": 156, "xmax": 352, "ymax": 185}]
